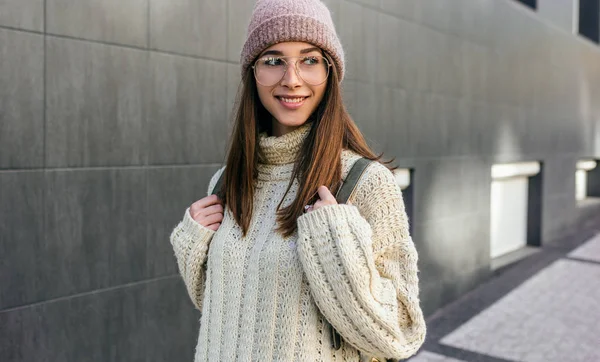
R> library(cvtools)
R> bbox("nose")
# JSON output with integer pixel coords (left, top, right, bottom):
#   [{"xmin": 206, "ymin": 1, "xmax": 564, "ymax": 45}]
[{"xmin": 280, "ymin": 60, "xmax": 302, "ymax": 88}]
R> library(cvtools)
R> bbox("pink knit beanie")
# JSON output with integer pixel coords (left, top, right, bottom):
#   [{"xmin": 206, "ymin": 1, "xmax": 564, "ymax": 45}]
[{"xmin": 240, "ymin": 0, "xmax": 345, "ymax": 82}]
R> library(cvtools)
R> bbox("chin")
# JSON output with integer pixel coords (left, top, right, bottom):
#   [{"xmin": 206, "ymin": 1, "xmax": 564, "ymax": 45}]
[
  {"xmin": 260, "ymin": 93, "xmax": 322, "ymax": 134},
  {"xmin": 275, "ymin": 114, "xmax": 310, "ymax": 128}
]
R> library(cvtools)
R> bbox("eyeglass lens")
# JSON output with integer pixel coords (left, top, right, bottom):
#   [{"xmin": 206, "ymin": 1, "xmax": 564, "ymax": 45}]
[{"xmin": 254, "ymin": 56, "xmax": 329, "ymax": 86}]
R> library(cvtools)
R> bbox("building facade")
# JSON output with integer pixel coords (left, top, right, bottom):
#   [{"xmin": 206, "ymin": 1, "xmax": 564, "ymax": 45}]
[{"xmin": 1, "ymin": 0, "xmax": 600, "ymax": 360}]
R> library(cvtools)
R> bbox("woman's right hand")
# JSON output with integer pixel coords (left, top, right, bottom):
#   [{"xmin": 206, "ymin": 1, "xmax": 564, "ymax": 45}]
[{"xmin": 189, "ymin": 195, "xmax": 224, "ymax": 231}]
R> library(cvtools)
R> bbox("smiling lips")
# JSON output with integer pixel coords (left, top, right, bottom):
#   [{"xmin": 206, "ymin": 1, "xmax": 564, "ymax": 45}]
[{"xmin": 276, "ymin": 95, "xmax": 309, "ymax": 110}]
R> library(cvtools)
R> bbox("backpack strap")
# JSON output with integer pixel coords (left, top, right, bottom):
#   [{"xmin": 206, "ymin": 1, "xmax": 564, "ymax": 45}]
[
  {"xmin": 211, "ymin": 170, "xmax": 226, "ymax": 196},
  {"xmin": 329, "ymin": 157, "xmax": 373, "ymax": 351},
  {"xmin": 335, "ymin": 157, "xmax": 372, "ymax": 204},
  {"xmin": 330, "ymin": 158, "xmax": 398, "ymax": 362},
  {"xmin": 212, "ymin": 158, "xmax": 373, "ymax": 204}
]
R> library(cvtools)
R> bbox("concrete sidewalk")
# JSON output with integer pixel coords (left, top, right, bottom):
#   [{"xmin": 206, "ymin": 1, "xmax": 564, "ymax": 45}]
[{"xmin": 408, "ymin": 231, "xmax": 600, "ymax": 362}]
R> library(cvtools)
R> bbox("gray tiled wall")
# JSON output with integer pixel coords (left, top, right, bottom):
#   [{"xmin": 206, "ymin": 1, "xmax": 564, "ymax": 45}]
[
  {"xmin": 2, "ymin": 0, "xmax": 600, "ymax": 360},
  {"xmin": 0, "ymin": 29, "xmax": 44, "ymax": 169},
  {"xmin": 46, "ymin": 0, "xmax": 149, "ymax": 47},
  {"xmin": 0, "ymin": 0, "xmax": 44, "ymax": 32},
  {"xmin": 45, "ymin": 37, "xmax": 148, "ymax": 167}
]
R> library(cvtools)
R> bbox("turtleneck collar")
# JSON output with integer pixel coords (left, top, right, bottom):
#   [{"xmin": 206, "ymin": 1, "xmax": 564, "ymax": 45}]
[{"xmin": 259, "ymin": 123, "xmax": 312, "ymax": 165}]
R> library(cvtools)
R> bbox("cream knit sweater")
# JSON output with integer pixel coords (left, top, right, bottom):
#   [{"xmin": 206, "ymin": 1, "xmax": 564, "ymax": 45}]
[{"xmin": 170, "ymin": 124, "xmax": 426, "ymax": 361}]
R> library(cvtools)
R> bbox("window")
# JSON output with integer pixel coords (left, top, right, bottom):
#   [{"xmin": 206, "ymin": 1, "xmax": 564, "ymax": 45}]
[
  {"xmin": 490, "ymin": 162, "xmax": 542, "ymax": 260},
  {"xmin": 579, "ymin": 0, "xmax": 600, "ymax": 43},
  {"xmin": 577, "ymin": 160, "xmax": 599, "ymax": 201},
  {"xmin": 514, "ymin": 0, "xmax": 537, "ymax": 10}
]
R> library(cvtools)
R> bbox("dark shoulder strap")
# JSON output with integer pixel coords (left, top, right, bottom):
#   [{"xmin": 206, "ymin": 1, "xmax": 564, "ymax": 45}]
[
  {"xmin": 212, "ymin": 158, "xmax": 373, "ymax": 204},
  {"xmin": 329, "ymin": 158, "xmax": 374, "ymax": 353},
  {"xmin": 211, "ymin": 170, "xmax": 226, "ymax": 196},
  {"xmin": 335, "ymin": 157, "xmax": 372, "ymax": 204}
]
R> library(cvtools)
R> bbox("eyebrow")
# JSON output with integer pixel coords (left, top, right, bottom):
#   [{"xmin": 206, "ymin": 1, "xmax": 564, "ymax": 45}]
[{"xmin": 259, "ymin": 47, "xmax": 322, "ymax": 57}]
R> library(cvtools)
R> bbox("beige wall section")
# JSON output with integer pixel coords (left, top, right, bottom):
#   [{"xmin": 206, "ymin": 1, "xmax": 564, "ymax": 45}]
[{"xmin": 538, "ymin": 0, "xmax": 578, "ymax": 33}]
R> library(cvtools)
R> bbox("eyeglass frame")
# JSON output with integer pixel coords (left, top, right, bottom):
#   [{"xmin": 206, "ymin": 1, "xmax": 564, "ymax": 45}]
[{"xmin": 251, "ymin": 54, "xmax": 333, "ymax": 87}]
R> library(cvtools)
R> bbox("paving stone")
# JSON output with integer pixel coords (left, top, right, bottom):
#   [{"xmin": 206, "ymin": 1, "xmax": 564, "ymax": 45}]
[
  {"xmin": 568, "ymin": 233, "xmax": 600, "ymax": 262},
  {"xmin": 439, "ymin": 259, "xmax": 600, "ymax": 362},
  {"xmin": 408, "ymin": 351, "xmax": 466, "ymax": 362}
]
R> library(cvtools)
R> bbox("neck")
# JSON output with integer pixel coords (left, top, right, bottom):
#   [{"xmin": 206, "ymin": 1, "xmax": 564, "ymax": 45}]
[{"xmin": 271, "ymin": 120, "xmax": 302, "ymax": 138}]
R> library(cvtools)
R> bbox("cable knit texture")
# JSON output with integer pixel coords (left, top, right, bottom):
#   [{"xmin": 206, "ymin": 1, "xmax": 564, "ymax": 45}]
[{"xmin": 169, "ymin": 124, "xmax": 426, "ymax": 361}]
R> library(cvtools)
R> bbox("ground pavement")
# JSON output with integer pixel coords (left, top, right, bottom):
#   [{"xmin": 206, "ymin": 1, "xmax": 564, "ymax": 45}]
[{"xmin": 407, "ymin": 228, "xmax": 600, "ymax": 362}]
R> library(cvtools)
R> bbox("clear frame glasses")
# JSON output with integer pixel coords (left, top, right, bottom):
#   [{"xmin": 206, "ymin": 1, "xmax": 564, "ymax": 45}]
[{"xmin": 252, "ymin": 55, "xmax": 332, "ymax": 87}]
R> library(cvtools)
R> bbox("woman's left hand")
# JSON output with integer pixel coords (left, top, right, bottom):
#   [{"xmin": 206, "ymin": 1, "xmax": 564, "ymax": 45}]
[{"xmin": 305, "ymin": 186, "xmax": 338, "ymax": 213}]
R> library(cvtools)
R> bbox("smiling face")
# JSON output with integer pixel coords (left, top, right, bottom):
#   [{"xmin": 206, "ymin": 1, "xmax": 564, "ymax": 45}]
[{"xmin": 254, "ymin": 42, "xmax": 329, "ymax": 137}]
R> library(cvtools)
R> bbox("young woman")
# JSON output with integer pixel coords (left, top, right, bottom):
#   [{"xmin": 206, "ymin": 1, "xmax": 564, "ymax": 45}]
[{"xmin": 170, "ymin": 0, "xmax": 426, "ymax": 360}]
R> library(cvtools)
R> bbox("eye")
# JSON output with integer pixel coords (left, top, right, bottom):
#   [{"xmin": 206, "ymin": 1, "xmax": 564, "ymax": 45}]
[
  {"xmin": 302, "ymin": 56, "xmax": 321, "ymax": 65},
  {"xmin": 261, "ymin": 57, "xmax": 284, "ymax": 66}
]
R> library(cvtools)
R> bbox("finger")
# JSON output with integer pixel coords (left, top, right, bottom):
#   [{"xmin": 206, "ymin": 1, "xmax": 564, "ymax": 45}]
[
  {"xmin": 193, "ymin": 206, "xmax": 223, "ymax": 223},
  {"xmin": 317, "ymin": 186, "xmax": 336, "ymax": 203},
  {"xmin": 190, "ymin": 200, "xmax": 223, "ymax": 219},
  {"xmin": 192, "ymin": 194, "xmax": 221, "ymax": 211},
  {"xmin": 304, "ymin": 205, "xmax": 314, "ymax": 213},
  {"xmin": 201, "ymin": 204, "xmax": 224, "ymax": 217},
  {"xmin": 190, "ymin": 205, "xmax": 204, "ymax": 220},
  {"xmin": 200, "ymin": 212, "xmax": 223, "ymax": 225},
  {"xmin": 312, "ymin": 200, "xmax": 324, "ymax": 211},
  {"xmin": 206, "ymin": 223, "xmax": 221, "ymax": 231}
]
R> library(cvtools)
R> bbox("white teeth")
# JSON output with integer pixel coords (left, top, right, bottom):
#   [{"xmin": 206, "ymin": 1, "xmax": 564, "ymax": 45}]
[{"xmin": 280, "ymin": 97, "xmax": 305, "ymax": 103}]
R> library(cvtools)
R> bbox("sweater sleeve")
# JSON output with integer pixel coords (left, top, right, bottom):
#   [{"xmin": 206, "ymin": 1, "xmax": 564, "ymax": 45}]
[
  {"xmin": 296, "ymin": 164, "xmax": 426, "ymax": 360},
  {"xmin": 169, "ymin": 167, "xmax": 225, "ymax": 310}
]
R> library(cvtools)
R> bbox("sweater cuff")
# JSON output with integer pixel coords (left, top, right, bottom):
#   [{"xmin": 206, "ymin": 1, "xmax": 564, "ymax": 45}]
[
  {"xmin": 173, "ymin": 208, "xmax": 215, "ymax": 245},
  {"xmin": 297, "ymin": 204, "xmax": 400, "ymax": 323}
]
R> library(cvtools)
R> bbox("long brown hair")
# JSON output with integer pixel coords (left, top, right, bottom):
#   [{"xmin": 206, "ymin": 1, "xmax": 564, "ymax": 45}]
[{"xmin": 221, "ymin": 51, "xmax": 390, "ymax": 237}]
